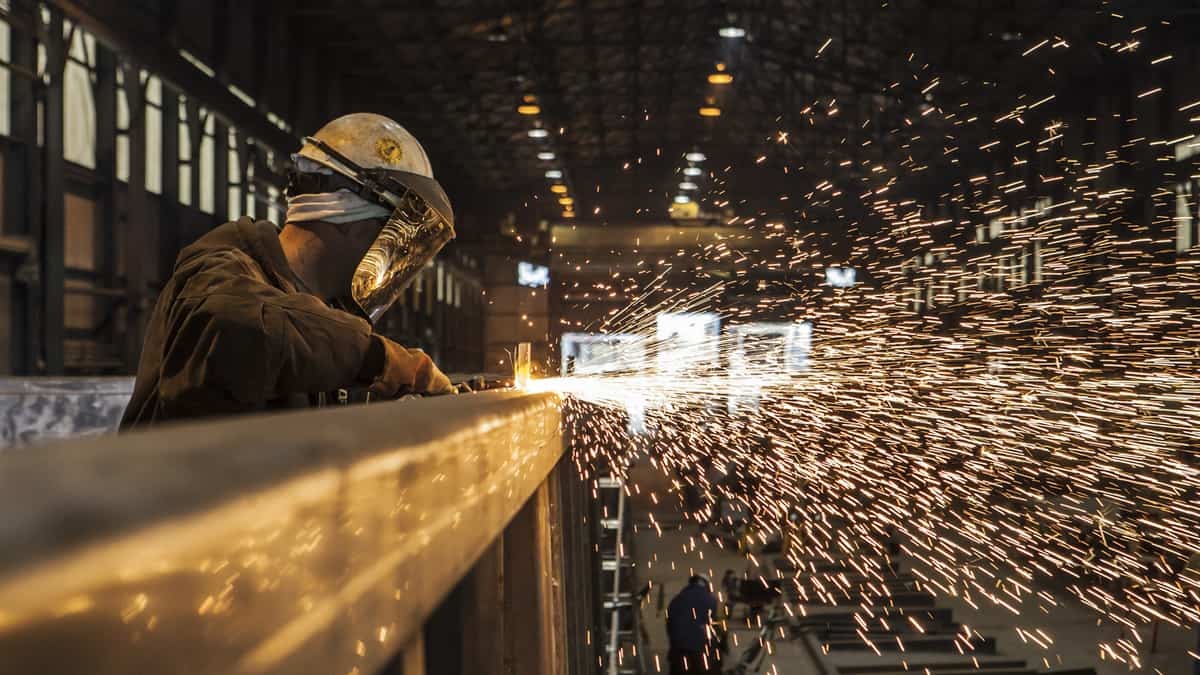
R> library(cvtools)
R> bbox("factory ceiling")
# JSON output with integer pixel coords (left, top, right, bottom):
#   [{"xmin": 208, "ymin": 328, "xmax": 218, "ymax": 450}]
[{"xmin": 279, "ymin": 1, "xmax": 1191, "ymax": 223}]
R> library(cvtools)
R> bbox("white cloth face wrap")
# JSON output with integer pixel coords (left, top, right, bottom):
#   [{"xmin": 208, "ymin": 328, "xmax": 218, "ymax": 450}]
[{"xmin": 285, "ymin": 156, "xmax": 393, "ymax": 225}]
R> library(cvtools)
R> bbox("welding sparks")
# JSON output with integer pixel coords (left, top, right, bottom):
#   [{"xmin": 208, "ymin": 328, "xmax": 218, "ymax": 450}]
[{"xmin": 539, "ymin": 10, "xmax": 1200, "ymax": 669}]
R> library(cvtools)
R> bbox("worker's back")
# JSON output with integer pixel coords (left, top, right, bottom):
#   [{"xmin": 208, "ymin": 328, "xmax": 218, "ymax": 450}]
[{"xmin": 666, "ymin": 581, "xmax": 717, "ymax": 652}]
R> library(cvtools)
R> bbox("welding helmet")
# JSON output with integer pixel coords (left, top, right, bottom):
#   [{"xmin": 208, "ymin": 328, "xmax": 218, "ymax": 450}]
[{"xmin": 290, "ymin": 113, "xmax": 455, "ymax": 323}]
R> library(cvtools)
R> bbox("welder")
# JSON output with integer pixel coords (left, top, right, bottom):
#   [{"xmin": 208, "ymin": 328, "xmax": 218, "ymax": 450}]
[
  {"xmin": 121, "ymin": 113, "xmax": 456, "ymax": 428},
  {"xmin": 666, "ymin": 575, "xmax": 722, "ymax": 675}
]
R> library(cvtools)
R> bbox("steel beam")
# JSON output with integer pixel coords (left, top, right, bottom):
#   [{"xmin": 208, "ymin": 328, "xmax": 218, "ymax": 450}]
[
  {"xmin": 160, "ymin": 86, "xmax": 181, "ymax": 266},
  {"xmin": 121, "ymin": 64, "xmax": 150, "ymax": 372},
  {"xmin": 0, "ymin": 390, "xmax": 564, "ymax": 675},
  {"xmin": 42, "ymin": 7, "xmax": 66, "ymax": 374},
  {"xmin": 5, "ymin": 1, "xmax": 41, "ymax": 374},
  {"xmin": 93, "ymin": 44, "xmax": 120, "ymax": 359}
]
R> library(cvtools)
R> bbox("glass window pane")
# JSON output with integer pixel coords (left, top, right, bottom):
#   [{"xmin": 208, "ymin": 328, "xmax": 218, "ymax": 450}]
[
  {"xmin": 143, "ymin": 73, "xmax": 161, "ymax": 106},
  {"xmin": 267, "ymin": 186, "xmax": 281, "ymax": 224},
  {"xmin": 228, "ymin": 186, "xmax": 241, "ymax": 220},
  {"xmin": 67, "ymin": 26, "xmax": 86, "ymax": 62},
  {"xmin": 1177, "ymin": 186, "xmax": 1193, "ymax": 253},
  {"xmin": 178, "ymin": 99, "xmax": 191, "ymax": 206},
  {"xmin": 145, "ymin": 102, "xmax": 162, "ymax": 193},
  {"xmin": 227, "ymin": 131, "xmax": 241, "ymax": 183},
  {"xmin": 63, "ymin": 60, "xmax": 96, "ymax": 168},
  {"xmin": 199, "ymin": 115, "xmax": 215, "ymax": 213},
  {"xmin": 0, "ymin": 18, "xmax": 10, "ymax": 136},
  {"xmin": 116, "ymin": 84, "xmax": 129, "ymax": 181}
]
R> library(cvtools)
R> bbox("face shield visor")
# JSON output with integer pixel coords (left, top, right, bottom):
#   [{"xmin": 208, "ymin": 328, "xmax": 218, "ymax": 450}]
[
  {"xmin": 351, "ymin": 189, "xmax": 454, "ymax": 323},
  {"xmin": 292, "ymin": 136, "xmax": 456, "ymax": 323}
]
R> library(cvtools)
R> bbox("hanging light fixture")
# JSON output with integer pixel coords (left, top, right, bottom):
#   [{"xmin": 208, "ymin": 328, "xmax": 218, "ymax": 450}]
[
  {"xmin": 684, "ymin": 166, "xmax": 703, "ymax": 177},
  {"xmin": 517, "ymin": 94, "xmax": 541, "ymax": 115},
  {"xmin": 699, "ymin": 106, "xmax": 722, "ymax": 117},
  {"xmin": 673, "ymin": 195, "xmax": 692, "ymax": 204},
  {"xmin": 545, "ymin": 169, "xmax": 563, "ymax": 179},
  {"xmin": 708, "ymin": 62, "xmax": 734, "ymax": 85},
  {"xmin": 551, "ymin": 184, "xmax": 568, "ymax": 194},
  {"xmin": 528, "ymin": 128, "xmax": 550, "ymax": 138},
  {"xmin": 685, "ymin": 152, "xmax": 706, "ymax": 163},
  {"xmin": 559, "ymin": 196, "xmax": 575, "ymax": 206},
  {"xmin": 537, "ymin": 151, "xmax": 556, "ymax": 161},
  {"xmin": 718, "ymin": 26, "xmax": 746, "ymax": 38},
  {"xmin": 680, "ymin": 181, "xmax": 698, "ymax": 191}
]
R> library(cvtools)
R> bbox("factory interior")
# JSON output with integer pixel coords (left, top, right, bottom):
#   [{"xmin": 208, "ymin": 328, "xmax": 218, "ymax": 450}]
[{"xmin": 2, "ymin": 1, "xmax": 1200, "ymax": 674}]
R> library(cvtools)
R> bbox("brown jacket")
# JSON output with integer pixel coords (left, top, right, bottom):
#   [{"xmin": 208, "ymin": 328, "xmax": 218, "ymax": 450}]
[{"xmin": 120, "ymin": 218, "xmax": 378, "ymax": 429}]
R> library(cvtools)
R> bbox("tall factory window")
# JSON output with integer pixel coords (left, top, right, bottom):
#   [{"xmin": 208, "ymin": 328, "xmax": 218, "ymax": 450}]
[
  {"xmin": 115, "ymin": 69, "xmax": 127, "ymax": 179},
  {"xmin": 0, "ymin": 16, "xmax": 10, "ymax": 136},
  {"xmin": 227, "ymin": 130, "xmax": 241, "ymax": 220},
  {"xmin": 267, "ymin": 186, "xmax": 281, "ymax": 224},
  {"xmin": 62, "ymin": 24, "xmax": 96, "ymax": 169},
  {"xmin": 198, "ymin": 113, "xmax": 215, "ymax": 213},
  {"xmin": 178, "ymin": 97, "xmax": 192, "ymax": 206},
  {"xmin": 143, "ymin": 74, "xmax": 162, "ymax": 194},
  {"xmin": 1177, "ymin": 182, "xmax": 1196, "ymax": 254},
  {"xmin": 120, "ymin": 71, "xmax": 165, "ymax": 194}
]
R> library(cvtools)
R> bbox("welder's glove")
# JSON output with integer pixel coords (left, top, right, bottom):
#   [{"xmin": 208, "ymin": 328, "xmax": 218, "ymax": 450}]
[{"xmin": 362, "ymin": 336, "xmax": 456, "ymax": 397}]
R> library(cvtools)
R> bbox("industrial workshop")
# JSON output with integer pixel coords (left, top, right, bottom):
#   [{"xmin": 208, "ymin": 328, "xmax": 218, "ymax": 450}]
[{"xmin": 2, "ymin": 1, "xmax": 1200, "ymax": 674}]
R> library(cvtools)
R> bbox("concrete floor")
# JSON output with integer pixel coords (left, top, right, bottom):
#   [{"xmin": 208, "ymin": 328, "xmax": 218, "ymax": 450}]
[
  {"xmin": 937, "ymin": 578, "xmax": 1196, "ymax": 675},
  {"xmin": 622, "ymin": 455, "xmax": 1198, "ymax": 675},
  {"xmin": 626, "ymin": 457, "xmax": 823, "ymax": 675}
]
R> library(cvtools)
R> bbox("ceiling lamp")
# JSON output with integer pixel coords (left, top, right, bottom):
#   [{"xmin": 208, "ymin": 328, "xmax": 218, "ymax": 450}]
[
  {"xmin": 680, "ymin": 181, "xmax": 698, "ymax": 190},
  {"xmin": 683, "ymin": 167, "xmax": 703, "ymax": 177},
  {"xmin": 562, "ymin": 210, "xmax": 576, "ymax": 218},
  {"xmin": 551, "ymin": 184, "xmax": 568, "ymax": 194},
  {"xmin": 708, "ymin": 62, "xmax": 734, "ymax": 85},
  {"xmin": 685, "ymin": 152, "xmax": 706, "ymax": 163},
  {"xmin": 718, "ymin": 26, "xmax": 746, "ymax": 38},
  {"xmin": 528, "ymin": 128, "xmax": 550, "ymax": 138},
  {"xmin": 545, "ymin": 169, "xmax": 563, "ymax": 179},
  {"xmin": 559, "ymin": 197, "xmax": 575, "ymax": 206},
  {"xmin": 537, "ymin": 151, "xmax": 556, "ymax": 161},
  {"xmin": 673, "ymin": 195, "xmax": 692, "ymax": 204},
  {"xmin": 699, "ymin": 106, "xmax": 722, "ymax": 117},
  {"xmin": 518, "ymin": 94, "xmax": 540, "ymax": 115}
]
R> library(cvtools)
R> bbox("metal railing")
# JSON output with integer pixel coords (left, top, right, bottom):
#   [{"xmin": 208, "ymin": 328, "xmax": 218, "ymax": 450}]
[
  {"xmin": 0, "ymin": 376, "xmax": 133, "ymax": 448},
  {"xmin": 0, "ymin": 389, "xmax": 598, "ymax": 674}
]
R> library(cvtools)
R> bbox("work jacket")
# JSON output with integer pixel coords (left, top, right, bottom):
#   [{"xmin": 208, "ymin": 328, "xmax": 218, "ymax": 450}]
[
  {"xmin": 120, "ymin": 218, "xmax": 377, "ymax": 429},
  {"xmin": 666, "ymin": 583, "xmax": 718, "ymax": 652}
]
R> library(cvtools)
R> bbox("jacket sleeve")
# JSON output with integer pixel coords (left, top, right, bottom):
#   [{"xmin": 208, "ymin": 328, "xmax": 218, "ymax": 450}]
[{"xmin": 156, "ymin": 249, "xmax": 377, "ymax": 415}]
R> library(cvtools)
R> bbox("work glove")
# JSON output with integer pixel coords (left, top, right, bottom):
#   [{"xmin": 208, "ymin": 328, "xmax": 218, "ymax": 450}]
[{"xmin": 363, "ymin": 336, "xmax": 456, "ymax": 397}]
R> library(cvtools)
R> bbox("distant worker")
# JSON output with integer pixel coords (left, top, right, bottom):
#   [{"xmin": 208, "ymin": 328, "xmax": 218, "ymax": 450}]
[
  {"xmin": 121, "ymin": 113, "xmax": 456, "ymax": 428},
  {"xmin": 666, "ymin": 575, "xmax": 721, "ymax": 675}
]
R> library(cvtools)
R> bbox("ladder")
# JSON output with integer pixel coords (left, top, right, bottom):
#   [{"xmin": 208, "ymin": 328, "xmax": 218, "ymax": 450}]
[{"xmin": 599, "ymin": 475, "xmax": 644, "ymax": 675}]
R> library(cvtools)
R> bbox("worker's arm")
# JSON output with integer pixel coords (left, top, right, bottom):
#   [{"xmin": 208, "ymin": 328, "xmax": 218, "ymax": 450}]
[{"xmin": 156, "ymin": 250, "xmax": 379, "ymax": 414}]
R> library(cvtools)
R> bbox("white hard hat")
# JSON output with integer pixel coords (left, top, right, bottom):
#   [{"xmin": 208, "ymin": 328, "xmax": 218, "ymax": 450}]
[
  {"xmin": 291, "ymin": 113, "xmax": 456, "ymax": 324},
  {"xmin": 294, "ymin": 112, "xmax": 453, "ymax": 229}
]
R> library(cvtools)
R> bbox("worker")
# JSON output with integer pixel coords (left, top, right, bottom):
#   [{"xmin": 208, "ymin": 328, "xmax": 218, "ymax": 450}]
[
  {"xmin": 666, "ymin": 575, "xmax": 721, "ymax": 674},
  {"xmin": 121, "ymin": 113, "xmax": 456, "ymax": 428}
]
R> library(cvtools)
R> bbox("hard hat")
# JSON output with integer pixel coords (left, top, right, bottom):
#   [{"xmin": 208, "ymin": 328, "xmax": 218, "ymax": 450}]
[
  {"xmin": 290, "ymin": 113, "xmax": 455, "ymax": 323},
  {"xmin": 294, "ymin": 112, "xmax": 453, "ymax": 229}
]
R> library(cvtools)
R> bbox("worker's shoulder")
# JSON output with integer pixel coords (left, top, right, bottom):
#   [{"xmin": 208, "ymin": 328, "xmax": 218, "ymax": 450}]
[
  {"xmin": 175, "ymin": 220, "xmax": 260, "ymax": 263},
  {"xmin": 171, "ymin": 226, "xmax": 271, "ymax": 300}
]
